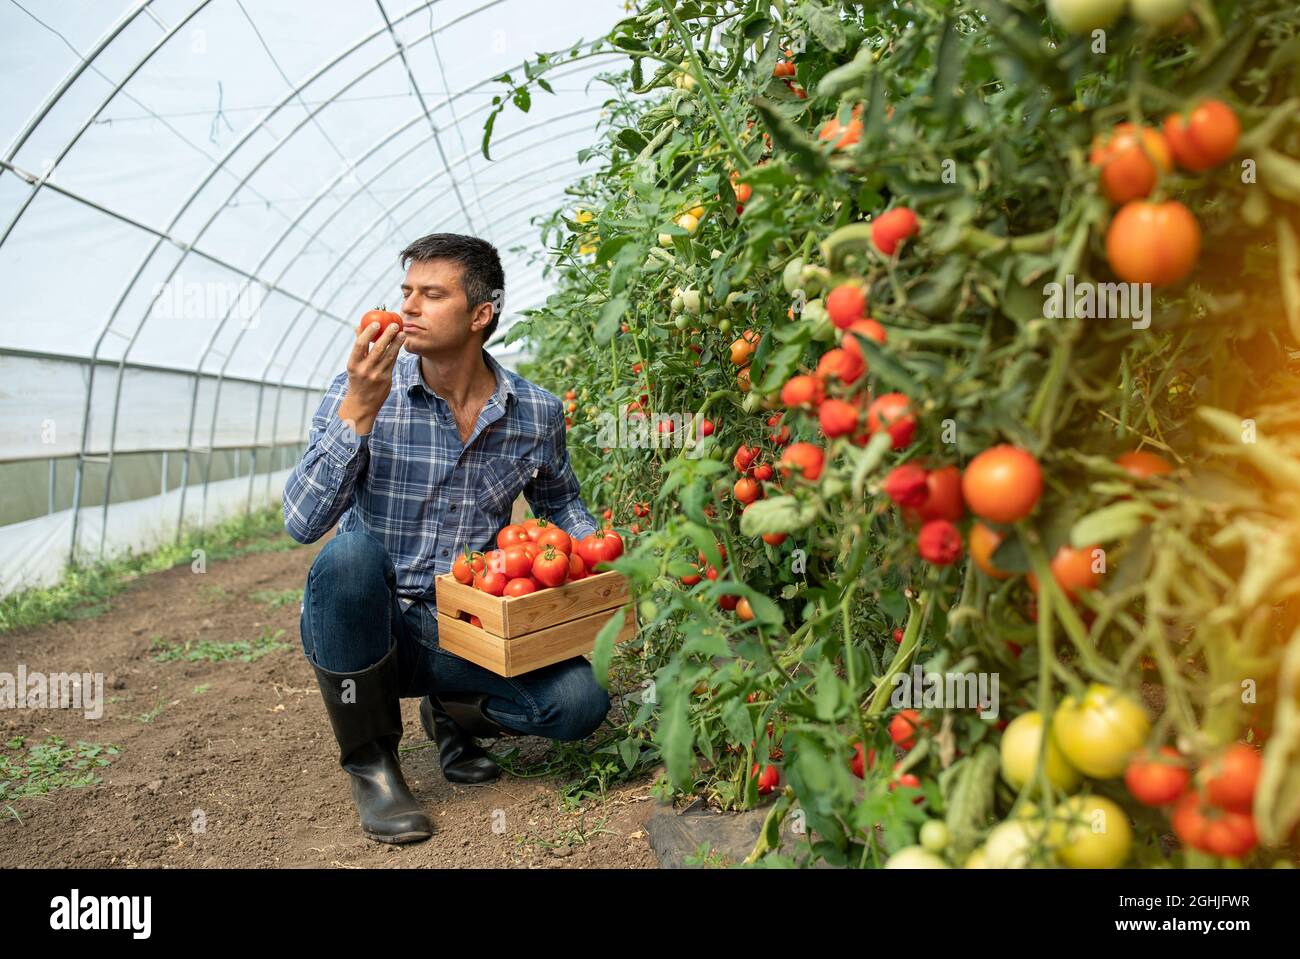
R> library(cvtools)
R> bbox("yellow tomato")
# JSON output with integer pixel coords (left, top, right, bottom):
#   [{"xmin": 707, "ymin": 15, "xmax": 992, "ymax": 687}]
[
  {"xmin": 1053, "ymin": 795, "xmax": 1133, "ymax": 868},
  {"xmin": 1000, "ymin": 711, "xmax": 1081, "ymax": 793},
  {"xmin": 1052, "ymin": 684, "xmax": 1151, "ymax": 779}
]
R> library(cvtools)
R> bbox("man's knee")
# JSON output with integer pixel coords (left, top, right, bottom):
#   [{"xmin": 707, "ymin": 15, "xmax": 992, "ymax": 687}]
[
  {"xmin": 310, "ymin": 531, "xmax": 391, "ymax": 605},
  {"xmin": 553, "ymin": 668, "xmax": 611, "ymax": 741}
]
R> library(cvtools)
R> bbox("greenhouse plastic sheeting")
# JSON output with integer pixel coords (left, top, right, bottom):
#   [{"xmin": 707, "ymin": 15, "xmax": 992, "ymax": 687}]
[{"xmin": 0, "ymin": 0, "xmax": 627, "ymax": 597}]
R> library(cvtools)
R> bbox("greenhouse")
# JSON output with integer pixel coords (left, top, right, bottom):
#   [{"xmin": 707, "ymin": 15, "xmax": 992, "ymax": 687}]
[{"xmin": 2, "ymin": 0, "xmax": 1299, "ymax": 894}]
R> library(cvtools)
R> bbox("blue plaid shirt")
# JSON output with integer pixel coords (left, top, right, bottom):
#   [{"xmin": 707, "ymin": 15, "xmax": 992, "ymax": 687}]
[{"xmin": 283, "ymin": 347, "xmax": 598, "ymax": 611}]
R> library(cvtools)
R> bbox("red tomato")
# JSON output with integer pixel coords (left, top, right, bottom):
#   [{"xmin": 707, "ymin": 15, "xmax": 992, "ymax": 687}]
[
  {"xmin": 850, "ymin": 743, "xmax": 875, "ymax": 778},
  {"xmin": 357, "ymin": 308, "xmax": 401, "ymax": 343},
  {"xmin": 502, "ymin": 545, "xmax": 533, "ymax": 579},
  {"xmin": 496, "ymin": 524, "xmax": 531, "ymax": 549},
  {"xmin": 1171, "ymin": 792, "xmax": 1258, "ymax": 858},
  {"xmin": 520, "ymin": 541, "xmax": 541, "ymax": 563},
  {"xmin": 917, "ymin": 519, "xmax": 962, "ymax": 565},
  {"xmin": 1198, "ymin": 743, "xmax": 1261, "ymax": 814},
  {"xmin": 482, "ymin": 549, "xmax": 507, "ymax": 576},
  {"xmin": 871, "ymin": 208, "xmax": 919, "ymax": 256},
  {"xmin": 890, "ymin": 765, "xmax": 924, "ymax": 804},
  {"xmin": 762, "ymin": 531, "xmax": 786, "ymax": 546},
  {"xmin": 826, "ymin": 284, "xmax": 867, "ymax": 329},
  {"xmin": 866, "ymin": 393, "xmax": 916, "ymax": 449},
  {"xmin": 451, "ymin": 553, "xmax": 477, "ymax": 585},
  {"xmin": 568, "ymin": 551, "xmax": 589, "ymax": 581},
  {"xmin": 882, "ymin": 464, "xmax": 930, "ymax": 507},
  {"xmin": 841, "ymin": 318, "xmax": 886, "ymax": 361},
  {"xmin": 915, "ymin": 465, "xmax": 965, "ymax": 522},
  {"xmin": 818, "ymin": 398, "xmax": 860, "ymax": 438},
  {"xmin": 733, "ymin": 444, "xmax": 759, "ymax": 474},
  {"xmin": 538, "ymin": 527, "xmax": 572, "ymax": 554},
  {"xmin": 1089, "ymin": 123, "xmax": 1173, "ymax": 204},
  {"xmin": 1116, "ymin": 450, "xmax": 1173, "ymax": 479},
  {"xmin": 961, "ymin": 445, "xmax": 1042, "ymax": 524},
  {"xmin": 779, "ymin": 442, "xmax": 825, "ymax": 482},
  {"xmin": 532, "ymin": 546, "xmax": 569, "ymax": 588},
  {"xmin": 816, "ymin": 348, "xmax": 866, "ymax": 385},
  {"xmin": 892, "ymin": 627, "xmax": 904, "ymax": 644},
  {"xmin": 503, "ymin": 577, "xmax": 537, "ymax": 597},
  {"xmin": 522, "ymin": 518, "xmax": 550, "ymax": 542},
  {"xmin": 734, "ymin": 477, "xmax": 762, "ymax": 504},
  {"xmin": 969, "ymin": 522, "xmax": 1011, "ymax": 580},
  {"xmin": 474, "ymin": 570, "xmax": 507, "ymax": 596},
  {"xmin": 469, "ymin": 614, "xmax": 482, "ymax": 628},
  {"xmin": 752, "ymin": 762, "xmax": 781, "ymax": 795},
  {"xmin": 600, "ymin": 529, "xmax": 624, "ymax": 560},
  {"xmin": 1026, "ymin": 544, "xmax": 1102, "ymax": 602},
  {"xmin": 889, "ymin": 709, "xmax": 925, "ymax": 750},
  {"xmin": 1125, "ymin": 746, "xmax": 1190, "ymax": 807},
  {"xmin": 780, "ymin": 374, "xmax": 826, "ymax": 408},
  {"xmin": 1163, "ymin": 100, "xmax": 1240, "ymax": 172},
  {"xmin": 753, "ymin": 462, "xmax": 774, "ymax": 482}
]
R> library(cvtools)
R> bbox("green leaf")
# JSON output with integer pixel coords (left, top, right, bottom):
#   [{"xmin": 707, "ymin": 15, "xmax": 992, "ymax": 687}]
[
  {"xmin": 1184, "ymin": 23, "xmax": 1259, "ymax": 96},
  {"xmin": 684, "ymin": 521, "xmax": 723, "ymax": 570},
  {"xmin": 589, "ymin": 606, "xmax": 627, "ymax": 690},
  {"xmin": 617, "ymin": 736, "xmax": 641, "ymax": 772},
  {"xmin": 908, "ymin": 257, "xmax": 967, "ymax": 316},
  {"xmin": 512, "ymin": 87, "xmax": 531, "ymax": 112},
  {"xmin": 1256, "ymin": 634, "xmax": 1300, "ymax": 846},
  {"xmin": 738, "ymin": 496, "xmax": 809, "ymax": 536},
  {"xmin": 657, "ymin": 688, "xmax": 694, "ymax": 788},
  {"xmin": 813, "ymin": 661, "xmax": 844, "ymax": 721},
  {"xmin": 721, "ymin": 697, "xmax": 754, "ymax": 746},
  {"xmin": 594, "ymin": 294, "xmax": 628, "ymax": 345},
  {"xmin": 751, "ymin": 95, "xmax": 828, "ymax": 177},
  {"xmin": 804, "ymin": 1, "xmax": 846, "ymax": 52},
  {"xmin": 1070, "ymin": 501, "xmax": 1152, "ymax": 548}
]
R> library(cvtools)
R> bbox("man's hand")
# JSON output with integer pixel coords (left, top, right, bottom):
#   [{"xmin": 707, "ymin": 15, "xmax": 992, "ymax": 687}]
[{"xmin": 338, "ymin": 321, "xmax": 406, "ymax": 436}]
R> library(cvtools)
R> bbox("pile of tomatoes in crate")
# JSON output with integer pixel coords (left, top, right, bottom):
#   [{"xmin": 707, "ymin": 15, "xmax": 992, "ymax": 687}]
[{"xmin": 450, "ymin": 517, "xmax": 625, "ymax": 597}]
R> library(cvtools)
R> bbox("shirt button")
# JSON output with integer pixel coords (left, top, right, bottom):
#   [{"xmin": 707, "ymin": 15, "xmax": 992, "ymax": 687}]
[
  {"xmin": 450, "ymin": 504, "xmax": 457, "ymax": 511},
  {"xmin": 440, "ymin": 549, "xmax": 449, "ymax": 557}
]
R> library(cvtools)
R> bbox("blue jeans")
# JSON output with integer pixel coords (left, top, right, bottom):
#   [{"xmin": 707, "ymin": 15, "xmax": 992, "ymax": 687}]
[{"xmin": 299, "ymin": 530, "xmax": 610, "ymax": 741}]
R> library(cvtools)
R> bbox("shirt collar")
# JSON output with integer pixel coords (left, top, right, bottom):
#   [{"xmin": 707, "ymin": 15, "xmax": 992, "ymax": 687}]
[{"xmin": 402, "ymin": 348, "xmax": 516, "ymax": 407}]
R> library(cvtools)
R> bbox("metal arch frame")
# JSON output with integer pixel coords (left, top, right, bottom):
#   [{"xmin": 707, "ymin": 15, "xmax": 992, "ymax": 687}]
[
  {"xmin": 168, "ymin": 99, "xmax": 608, "ymax": 537},
  {"xmin": 2, "ymin": 0, "xmax": 629, "ymax": 564},
  {"xmin": 69, "ymin": 6, "xmax": 617, "ymax": 560}
]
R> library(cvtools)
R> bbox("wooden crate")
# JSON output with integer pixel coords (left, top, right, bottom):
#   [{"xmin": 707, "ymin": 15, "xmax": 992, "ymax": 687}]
[{"xmin": 434, "ymin": 570, "xmax": 636, "ymax": 677}]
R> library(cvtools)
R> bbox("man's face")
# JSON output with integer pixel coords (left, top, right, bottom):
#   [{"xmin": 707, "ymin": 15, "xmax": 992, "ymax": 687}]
[{"xmin": 398, "ymin": 258, "xmax": 491, "ymax": 353}]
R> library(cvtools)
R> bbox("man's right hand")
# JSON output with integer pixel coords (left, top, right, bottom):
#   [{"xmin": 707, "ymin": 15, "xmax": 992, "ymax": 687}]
[{"xmin": 338, "ymin": 321, "xmax": 406, "ymax": 437}]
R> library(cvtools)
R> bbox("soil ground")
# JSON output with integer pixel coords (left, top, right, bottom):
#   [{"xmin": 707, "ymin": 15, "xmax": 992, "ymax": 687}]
[{"xmin": 0, "ymin": 531, "xmax": 661, "ymax": 868}]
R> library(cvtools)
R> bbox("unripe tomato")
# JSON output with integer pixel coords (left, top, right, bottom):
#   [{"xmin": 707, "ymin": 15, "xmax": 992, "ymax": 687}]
[
  {"xmin": 1054, "ymin": 795, "xmax": 1132, "ymax": 868},
  {"xmin": 883, "ymin": 846, "xmax": 949, "ymax": 868},
  {"xmin": 1197, "ymin": 743, "xmax": 1261, "ymax": 814},
  {"xmin": 826, "ymin": 283, "xmax": 867, "ymax": 329},
  {"xmin": 919, "ymin": 820, "xmax": 950, "ymax": 853},
  {"xmin": 1105, "ymin": 200, "xmax": 1200, "ymax": 287},
  {"xmin": 999, "ymin": 711, "xmax": 1081, "ymax": 792},
  {"xmin": 1052, "ymin": 684, "xmax": 1151, "ymax": 779},
  {"xmin": 1089, "ymin": 123, "xmax": 1173, "ymax": 204},
  {"xmin": 1163, "ymin": 100, "xmax": 1240, "ymax": 171},
  {"xmin": 1047, "ymin": 0, "xmax": 1125, "ymax": 33},
  {"xmin": 1130, "ymin": 0, "xmax": 1192, "ymax": 27},
  {"xmin": 1124, "ymin": 746, "xmax": 1190, "ymax": 806},
  {"xmin": 962, "ymin": 446, "xmax": 1042, "ymax": 523},
  {"xmin": 871, "ymin": 208, "xmax": 919, "ymax": 256}
]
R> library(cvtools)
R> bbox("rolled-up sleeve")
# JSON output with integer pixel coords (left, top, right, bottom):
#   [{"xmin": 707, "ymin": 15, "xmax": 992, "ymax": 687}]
[
  {"xmin": 524, "ymin": 398, "xmax": 598, "ymax": 541},
  {"xmin": 282, "ymin": 373, "xmax": 370, "ymax": 544}
]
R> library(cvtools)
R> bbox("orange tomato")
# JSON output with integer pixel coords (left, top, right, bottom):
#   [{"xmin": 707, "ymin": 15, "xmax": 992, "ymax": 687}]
[
  {"xmin": 1116, "ymin": 450, "xmax": 1173, "ymax": 479},
  {"xmin": 1105, "ymin": 200, "xmax": 1200, "ymax": 287},
  {"xmin": 1089, "ymin": 123, "xmax": 1173, "ymax": 204},
  {"xmin": 1027, "ymin": 544, "xmax": 1102, "ymax": 602},
  {"xmin": 961, "ymin": 445, "xmax": 1042, "ymax": 524},
  {"xmin": 1163, "ymin": 100, "xmax": 1240, "ymax": 171},
  {"xmin": 969, "ymin": 522, "xmax": 1011, "ymax": 580}
]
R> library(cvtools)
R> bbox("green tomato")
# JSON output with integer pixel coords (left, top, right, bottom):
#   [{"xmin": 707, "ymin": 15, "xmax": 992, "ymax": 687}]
[
  {"xmin": 919, "ymin": 820, "xmax": 950, "ymax": 853},
  {"xmin": 982, "ymin": 820, "xmax": 1052, "ymax": 869},
  {"xmin": 883, "ymin": 846, "xmax": 949, "ymax": 869},
  {"xmin": 742, "ymin": 391, "xmax": 763, "ymax": 413},
  {"xmin": 782, "ymin": 257, "xmax": 805, "ymax": 295},
  {"xmin": 674, "ymin": 315, "xmax": 690, "ymax": 330},
  {"xmin": 1053, "ymin": 795, "xmax": 1132, "ymax": 869},
  {"xmin": 1051, "ymin": 683, "xmax": 1150, "ymax": 779},
  {"xmin": 1046, "ymin": 0, "xmax": 1124, "ymax": 33},
  {"xmin": 680, "ymin": 289, "xmax": 701, "ymax": 317},
  {"xmin": 999, "ymin": 711, "xmax": 1081, "ymax": 793},
  {"xmin": 717, "ymin": 318, "xmax": 732, "ymax": 334},
  {"xmin": 1129, "ymin": 0, "xmax": 1191, "ymax": 26},
  {"xmin": 639, "ymin": 599, "xmax": 659, "ymax": 621}
]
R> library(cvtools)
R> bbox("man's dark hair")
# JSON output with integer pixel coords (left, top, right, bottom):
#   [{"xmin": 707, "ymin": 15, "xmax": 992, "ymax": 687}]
[{"xmin": 398, "ymin": 233, "xmax": 505, "ymax": 345}]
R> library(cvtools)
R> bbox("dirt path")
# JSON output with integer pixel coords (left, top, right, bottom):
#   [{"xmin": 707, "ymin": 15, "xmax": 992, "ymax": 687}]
[{"xmin": 0, "ymin": 532, "xmax": 660, "ymax": 868}]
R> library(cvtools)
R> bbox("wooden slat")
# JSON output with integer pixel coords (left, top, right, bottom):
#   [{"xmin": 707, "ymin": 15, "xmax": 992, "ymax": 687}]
[
  {"xmin": 436, "ymin": 605, "xmax": 636, "ymax": 677},
  {"xmin": 434, "ymin": 570, "xmax": 627, "ymax": 638}
]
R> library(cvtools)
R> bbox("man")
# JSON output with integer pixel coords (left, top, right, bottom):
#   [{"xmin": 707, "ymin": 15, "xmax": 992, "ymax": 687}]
[{"xmin": 283, "ymin": 233, "xmax": 608, "ymax": 845}]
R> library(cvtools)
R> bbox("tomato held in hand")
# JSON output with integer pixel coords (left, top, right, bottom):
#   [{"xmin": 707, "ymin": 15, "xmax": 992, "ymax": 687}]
[
  {"xmin": 1125, "ymin": 746, "xmax": 1190, "ymax": 806},
  {"xmin": 962, "ymin": 445, "xmax": 1042, "ymax": 524},
  {"xmin": 357, "ymin": 308, "xmax": 401, "ymax": 343}
]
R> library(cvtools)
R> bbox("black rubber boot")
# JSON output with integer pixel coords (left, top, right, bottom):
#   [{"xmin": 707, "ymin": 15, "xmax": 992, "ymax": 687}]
[
  {"xmin": 311, "ymin": 645, "xmax": 432, "ymax": 844},
  {"xmin": 433, "ymin": 691, "xmax": 522, "ymax": 741},
  {"xmin": 419, "ymin": 696, "xmax": 501, "ymax": 784}
]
